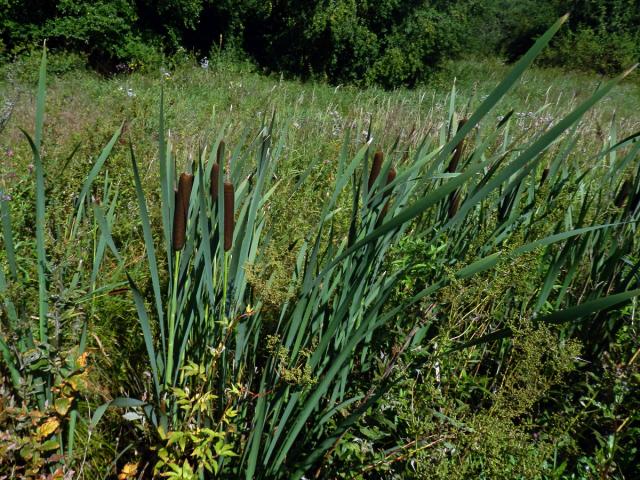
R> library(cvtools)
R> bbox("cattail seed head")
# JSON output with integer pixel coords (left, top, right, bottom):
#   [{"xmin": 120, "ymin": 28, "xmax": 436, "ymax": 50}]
[
  {"xmin": 539, "ymin": 168, "xmax": 550, "ymax": 187},
  {"xmin": 172, "ymin": 173, "xmax": 194, "ymax": 251},
  {"xmin": 380, "ymin": 166, "xmax": 397, "ymax": 219},
  {"xmin": 447, "ymin": 118, "xmax": 467, "ymax": 174},
  {"xmin": 448, "ymin": 191, "xmax": 461, "ymax": 219},
  {"xmin": 386, "ymin": 166, "xmax": 396, "ymax": 182},
  {"xmin": 223, "ymin": 182, "xmax": 234, "ymax": 252},
  {"xmin": 614, "ymin": 179, "xmax": 631, "ymax": 208},
  {"xmin": 368, "ymin": 150, "xmax": 384, "ymax": 190},
  {"xmin": 217, "ymin": 140, "xmax": 225, "ymax": 165},
  {"xmin": 210, "ymin": 162, "xmax": 220, "ymax": 201}
]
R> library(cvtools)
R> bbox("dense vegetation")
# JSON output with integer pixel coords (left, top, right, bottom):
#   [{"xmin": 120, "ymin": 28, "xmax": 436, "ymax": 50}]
[
  {"xmin": 1, "ymin": 11, "xmax": 640, "ymax": 480},
  {"xmin": 1, "ymin": 1, "xmax": 639, "ymax": 86}
]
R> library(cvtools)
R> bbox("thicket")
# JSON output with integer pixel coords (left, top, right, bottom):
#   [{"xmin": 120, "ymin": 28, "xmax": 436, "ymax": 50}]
[{"xmin": 1, "ymin": 1, "xmax": 638, "ymax": 86}]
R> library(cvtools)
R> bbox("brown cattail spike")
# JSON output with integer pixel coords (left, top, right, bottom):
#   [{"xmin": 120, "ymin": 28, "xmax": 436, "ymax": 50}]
[
  {"xmin": 368, "ymin": 150, "xmax": 384, "ymax": 191},
  {"xmin": 172, "ymin": 189, "xmax": 184, "ymax": 250},
  {"xmin": 380, "ymin": 166, "xmax": 397, "ymax": 219},
  {"xmin": 448, "ymin": 191, "xmax": 461, "ymax": 219},
  {"xmin": 614, "ymin": 179, "xmax": 631, "ymax": 208},
  {"xmin": 385, "ymin": 167, "xmax": 397, "ymax": 191},
  {"xmin": 539, "ymin": 167, "xmax": 550, "ymax": 187},
  {"xmin": 447, "ymin": 118, "xmax": 467, "ymax": 174},
  {"xmin": 217, "ymin": 140, "xmax": 225, "ymax": 165},
  {"xmin": 210, "ymin": 163, "xmax": 220, "ymax": 201},
  {"xmin": 172, "ymin": 173, "xmax": 194, "ymax": 251},
  {"xmin": 223, "ymin": 182, "xmax": 235, "ymax": 252}
]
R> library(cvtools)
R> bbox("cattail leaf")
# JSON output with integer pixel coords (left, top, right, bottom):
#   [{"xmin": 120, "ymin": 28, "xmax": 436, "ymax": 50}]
[
  {"xmin": 93, "ymin": 203, "xmax": 122, "ymax": 263},
  {"xmin": 158, "ymin": 87, "xmax": 173, "ymax": 267},
  {"xmin": 90, "ymin": 185, "xmax": 118, "ymax": 288},
  {"xmin": 0, "ymin": 335, "xmax": 21, "ymax": 391},
  {"xmin": 0, "ymin": 266, "xmax": 18, "ymax": 326},
  {"xmin": 126, "ymin": 273, "xmax": 161, "ymax": 398},
  {"xmin": 130, "ymin": 144, "xmax": 166, "ymax": 361},
  {"xmin": 0, "ymin": 200, "xmax": 17, "ymax": 280},
  {"xmin": 450, "ymin": 328, "xmax": 514, "ymax": 351},
  {"xmin": 72, "ymin": 124, "xmax": 122, "ymax": 237},
  {"xmin": 245, "ymin": 376, "xmax": 269, "ymax": 479},
  {"xmin": 540, "ymin": 288, "xmax": 640, "ymax": 324},
  {"xmin": 20, "ymin": 127, "xmax": 48, "ymax": 345},
  {"xmin": 34, "ymin": 43, "xmax": 46, "ymax": 153}
]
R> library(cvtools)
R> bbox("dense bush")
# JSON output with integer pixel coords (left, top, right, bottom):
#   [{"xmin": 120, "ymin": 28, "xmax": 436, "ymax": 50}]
[{"xmin": 472, "ymin": 0, "xmax": 640, "ymax": 73}]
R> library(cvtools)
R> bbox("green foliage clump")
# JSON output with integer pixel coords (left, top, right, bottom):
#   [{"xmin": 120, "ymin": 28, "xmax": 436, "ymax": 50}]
[{"xmin": 244, "ymin": 0, "xmax": 471, "ymax": 88}]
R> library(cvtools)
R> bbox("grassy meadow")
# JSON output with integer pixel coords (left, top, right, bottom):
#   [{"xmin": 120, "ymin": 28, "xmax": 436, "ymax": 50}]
[{"xmin": 1, "ymin": 32, "xmax": 640, "ymax": 480}]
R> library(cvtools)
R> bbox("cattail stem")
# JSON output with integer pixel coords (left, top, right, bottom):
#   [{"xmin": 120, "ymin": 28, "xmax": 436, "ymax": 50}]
[{"xmin": 223, "ymin": 182, "xmax": 234, "ymax": 252}]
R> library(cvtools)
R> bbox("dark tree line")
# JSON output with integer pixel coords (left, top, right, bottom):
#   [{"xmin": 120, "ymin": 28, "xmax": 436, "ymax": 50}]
[{"xmin": 1, "ymin": 0, "xmax": 638, "ymax": 85}]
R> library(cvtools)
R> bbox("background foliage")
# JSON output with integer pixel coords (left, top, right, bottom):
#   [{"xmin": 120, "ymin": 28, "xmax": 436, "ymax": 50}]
[{"xmin": 1, "ymin": 0, "xmax": 639, "ymax": 84}]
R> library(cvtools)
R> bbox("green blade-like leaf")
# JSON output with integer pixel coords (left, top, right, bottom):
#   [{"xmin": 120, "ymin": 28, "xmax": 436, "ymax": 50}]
[
  {"xmin": 540, "ymin": 289, "xmax": 640, "ymax": 324},
  {"xmin": 72, "ymin": 124, "xmax": 123, "ymax": 237},
  {"xmin": 127, "ymin": 273, "xmax": 161, "ymax": 398},
  {"xmin": 130, "ymin": 144, "xmax": 166, "ymax": 364}
]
